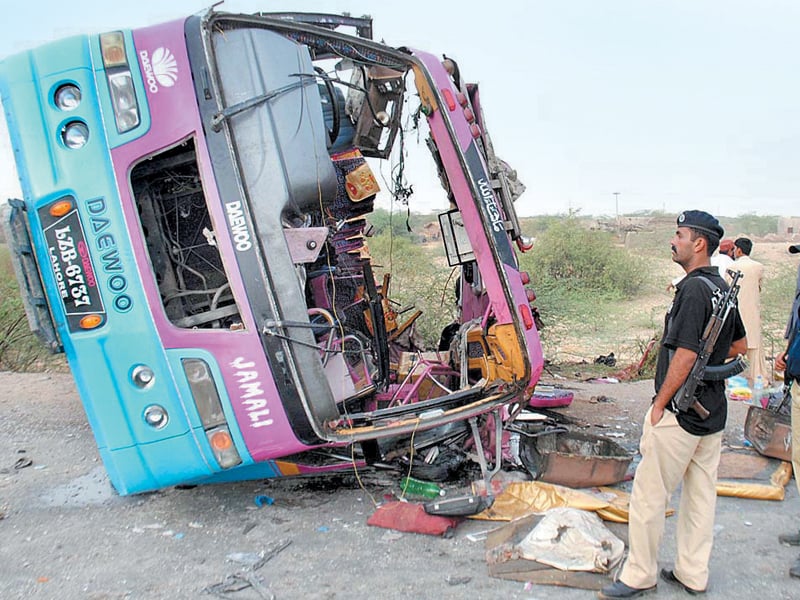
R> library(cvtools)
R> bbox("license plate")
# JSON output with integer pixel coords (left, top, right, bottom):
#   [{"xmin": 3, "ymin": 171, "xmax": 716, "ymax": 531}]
[{"xmin": 40, "ymin": 206, "xmax": 106, "ymax": 331}]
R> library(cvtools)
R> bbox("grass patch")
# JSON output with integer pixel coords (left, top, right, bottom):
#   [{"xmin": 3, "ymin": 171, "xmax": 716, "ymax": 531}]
[{"xmin": 0, "ymin": 245, "xmax": 62, "ymax": 371}]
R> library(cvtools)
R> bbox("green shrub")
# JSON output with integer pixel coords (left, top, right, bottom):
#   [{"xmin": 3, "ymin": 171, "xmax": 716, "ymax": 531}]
[
  {"xmin": 367, "ymin": 232, "xmax": 455, "ymax": 348},
  {"xmin": 520, "ymin": 218, "xmax": 646, "ymax": 299},
  {"xmin": 0, "ymin": 246, "xmax": 55, "ymax": 371}
]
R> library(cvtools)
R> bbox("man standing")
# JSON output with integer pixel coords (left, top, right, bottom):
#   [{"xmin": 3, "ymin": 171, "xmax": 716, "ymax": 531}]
[
  {"xmin": 731, "ymin": 237, "xmax": 769, "ymax": 385},
  {"xmin": 711, "ymin": 238, "xmax": 735, "ymax": 279},
  {"xmin": 775, "ymin": 243, "xmax": 800, "ymax": 577},
  {"xmin": 599, "ymin": 211, "xmax": 747, "ymax": 599}
]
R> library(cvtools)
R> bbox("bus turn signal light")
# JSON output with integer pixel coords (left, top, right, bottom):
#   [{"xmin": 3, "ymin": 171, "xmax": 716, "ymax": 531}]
[
  {"xmin": 210, "ymin": 429, "xmax": 233, "ymax": 451},
  {"xmin": 49, "ymin": 199, "xmax": 74, "ymax": 217},
  {"xmin": 79, "ymin": 314, "xmax": 103, "ymax": 329}
]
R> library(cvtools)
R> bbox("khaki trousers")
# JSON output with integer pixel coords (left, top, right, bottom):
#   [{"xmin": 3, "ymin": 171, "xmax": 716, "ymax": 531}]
[{"xmin": 619, "ymin": 406, "xmax": 722, "ymax": 591}]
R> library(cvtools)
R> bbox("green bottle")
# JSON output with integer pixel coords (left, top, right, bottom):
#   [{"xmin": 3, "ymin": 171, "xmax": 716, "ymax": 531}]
[{"xmin": 400, "ymin": 476, "xmax": 445, "ymax": 498}]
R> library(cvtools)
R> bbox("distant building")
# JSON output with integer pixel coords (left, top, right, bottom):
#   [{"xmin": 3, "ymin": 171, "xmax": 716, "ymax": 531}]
[{"xmin": 778, "ymin": 217, "xmax": 800, "ymax": 238}]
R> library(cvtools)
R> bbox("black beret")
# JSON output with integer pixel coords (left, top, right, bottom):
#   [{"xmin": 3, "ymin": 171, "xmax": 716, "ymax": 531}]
[{"xmin": 676, "ymin": 210, "xmax": 724, "ymax": 241}]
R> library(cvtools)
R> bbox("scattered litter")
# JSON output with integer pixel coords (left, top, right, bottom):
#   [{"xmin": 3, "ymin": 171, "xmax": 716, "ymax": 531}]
[
  {"xmin": 33, "ymin": 465, "xmax": 47, "ymax": 470},
  {"xmin": 590, "ymin": 395, "xmax": 614, "ymax": 403},
  {"xmin": 465, "ymin": 529, "xmax": 492, "ymax": 542},
  {"xmin": 254, "ymin": 495, "xmax": 275, "ymax": 507},
  {"xmin": 530, "ymin": 385, "xmax": 574, "ymax": 408},
  {"xmin": 590, "ymin": 377, "xmax": 619, "ymax": 384},
  {"xmin": 207, "ymin": 540, "xmax": 291, "ymax": 598},
  {"xmin": 516, "ymin": 508, "xmax": 624, "ymax": 572},
  {"xmin": 174, "ymin": 532, "xmax": 185, "ymax": 539},
  {"xmin": 242, "ymin": 523, "xmax": 257, "ymax": 535},
  {"xmin": 317, "ymin": 526, "xmax": 329, "ymax": 533},
  {"xmin": 188, "ymin": 521, "xmax": 203, "ymax": 529},
  {"xmin": 13, "ymin": 457, "xmax": 32, "ymax": 470},
  {"xmin": 400, "ymin": 476, "xmax": 445, "ymax": 499},
  {"xmin": 445, "ymin": 575, "xmax": 472, "ymax": 585},
  {"xmin": 368, "ymin": 501, "xmax": 461, "ymax": 536},
  {"xmin": 594, "ymin": 353, "xmax": 616, "ymax": 367},
  {"xmin": 744, "ymin": 521, "xmax": 752, "ymax": 526},
  {"xmin": 227, "ymin": 552, "xmax": 263, "ymax": 568},
  {"xmin": 204, "ymin": 572, "xmax": 272, "ymax": 599},
  {"xmin": 486, "ymin": 511, "xmax": 627, "ymax": 590}
]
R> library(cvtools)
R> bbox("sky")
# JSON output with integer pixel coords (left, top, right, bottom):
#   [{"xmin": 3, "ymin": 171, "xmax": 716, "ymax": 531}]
[{"xmin": 1, "ymin": 0, "xmax": 799, "ymax": 218}]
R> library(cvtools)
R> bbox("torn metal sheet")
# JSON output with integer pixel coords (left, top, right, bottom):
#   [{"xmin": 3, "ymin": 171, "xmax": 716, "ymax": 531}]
[
  {"xmin": 744, "ymin": 405, "xmax": 792, "ymax": 462},
  {"xmin": 519, "ymin": 430, "xmax": 633, "ymax": 487}
]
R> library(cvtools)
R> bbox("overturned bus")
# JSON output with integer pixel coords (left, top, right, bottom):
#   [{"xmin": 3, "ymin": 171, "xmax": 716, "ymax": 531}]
[{"xmin": 0, "ymin": 10, "xmax": 543, "ymax": 495}]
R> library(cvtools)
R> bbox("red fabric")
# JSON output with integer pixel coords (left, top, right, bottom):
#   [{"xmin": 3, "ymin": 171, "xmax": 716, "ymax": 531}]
[{"xmin": 367, "ymin": 501, "xmax": 461, "ymax": 536}]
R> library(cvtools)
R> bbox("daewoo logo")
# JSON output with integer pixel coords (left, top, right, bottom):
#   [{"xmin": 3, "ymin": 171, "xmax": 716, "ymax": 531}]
[{"xmin": 139, "ymin": 47, "xmax": 178, "ymax": 93}]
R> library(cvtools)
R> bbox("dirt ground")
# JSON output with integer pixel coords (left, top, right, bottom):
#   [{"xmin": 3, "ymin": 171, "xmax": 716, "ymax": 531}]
[{"xmin": 3, "ymin": 370, "xmax": 800, "ymax": 599}]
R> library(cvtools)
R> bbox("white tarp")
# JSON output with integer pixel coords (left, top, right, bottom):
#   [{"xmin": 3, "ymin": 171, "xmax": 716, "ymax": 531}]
[{"xmin": 516, "ymin": 507, "xmax": 625, "ymax": 573}]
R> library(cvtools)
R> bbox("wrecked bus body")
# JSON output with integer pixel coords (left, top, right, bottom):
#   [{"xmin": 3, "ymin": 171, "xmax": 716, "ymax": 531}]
[{"xmin": 0, "ymin": 10, "xmax": 543, "ymax": 494}]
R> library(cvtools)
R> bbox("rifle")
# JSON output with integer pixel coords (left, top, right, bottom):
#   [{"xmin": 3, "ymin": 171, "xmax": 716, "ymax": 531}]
[{"xmin": 672, "ymin": 269, "xmax": 745, "ymax": 419}]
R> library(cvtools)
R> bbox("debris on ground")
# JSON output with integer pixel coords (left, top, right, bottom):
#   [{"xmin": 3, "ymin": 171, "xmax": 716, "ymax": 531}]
[
  {"xmin": 13, "ymin": 456, "xmax": 32, "ymax": 470},
  {"xmin": 593, "ymin": 353, "xmax": 617, "ymax": 367},
  {"xmin": 715, "ymin": 453, "xmax": 792, "ymax": 501},
  {"xmin": 367, "ymin": 501, "xmax": 461, "ymax": 536},
  {"xmin": 513, "ymin": 508, "xmax": 624, "ymax": 572},
  {"xmin": 519, "ymin": 431, "xmax": 632, "ymax": 487},
  {"xmin": 589, "ymin": 395, "xmax": 614, "ymax": 403},
  {"xmin": 204, "ymin": 540, "xmax": 291, "ymax": 599},
  {"xmin": 470, "ymin": 480, "xmax": 640, "ymax": 523},
  {"xmin": 485, "ymin": 511, "xmax": 627, "ymax": 590}
]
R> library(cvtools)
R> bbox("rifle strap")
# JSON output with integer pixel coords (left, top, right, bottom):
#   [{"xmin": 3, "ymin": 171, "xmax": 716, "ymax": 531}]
[
  {"xmin": 666, "ymin": 275, "xmax": 721, "ymax": 359},
  {"xmin": 666, "ymin": 276, "xmax": 722, "ymax": 412}
]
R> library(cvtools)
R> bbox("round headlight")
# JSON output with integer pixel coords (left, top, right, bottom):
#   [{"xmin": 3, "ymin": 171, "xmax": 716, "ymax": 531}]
[
  {"xmin": 143, "ymin": 405, "xmax": 169, "ymax": 429},
  {"xmin": 132, "ymin": 365, "xmax": 155, "ymax": 388},
  {"xmin": 61, "ymin": 121, "xmax": 89, "ymax": 149},
  {"xmin": 54, "ymin": 84, "xmax": 82, "ymax": 110}
]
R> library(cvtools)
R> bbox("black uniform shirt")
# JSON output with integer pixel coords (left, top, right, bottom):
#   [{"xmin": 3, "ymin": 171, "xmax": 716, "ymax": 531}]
[{"xmin": 654, "ymin": 266, "xmax": 746, "ymax": 435}]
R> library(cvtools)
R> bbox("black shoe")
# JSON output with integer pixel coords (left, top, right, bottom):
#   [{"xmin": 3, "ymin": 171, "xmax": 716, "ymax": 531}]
[
  {"xmin": 780, "ymin": 531, "xmax": 800, "ymax": 546},
  {"xmin": 597, "ymin": 580, "xmax": 656, "ymax": 599},
  {"xmin": 790, "ymin": 556, "xmax": 800, "ymax": 579},
  {"xmin": 659, "ymin": 569, "xmax": 706, "ymax": 595}
]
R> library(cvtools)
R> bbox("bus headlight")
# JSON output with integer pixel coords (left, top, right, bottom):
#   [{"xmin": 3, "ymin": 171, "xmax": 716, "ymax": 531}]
[
  {"xmin": 99, "ymin": 31, "xmax": 140, "ymax": 133},
  {"xmin": 143, "ymin": 404, "xmax": 169, "ymax": 429},
  {"xmin": 206, "ymin": 426, "xmax": 241, "ymax": 469},
  {"xmin": 131, "ymin": 364, "xmax": 155, "ymax": 388},
  {"xmin": 182, "ymin": 358, "xmax": 225, "ymax": 428},
  {"xmin": 61, "ymin": 121, "xmax": 89, "ymax": 149},
  {"xmin": 107, "ymin": 71, "xmax": 140, "ymax": 133},
  {"xmin": 54, "ymin": 84, "xmax": 82, "ymax": 110},
  {"xmin": 182, "ymin": 358, "xmax": 241, "ymax": 469}
]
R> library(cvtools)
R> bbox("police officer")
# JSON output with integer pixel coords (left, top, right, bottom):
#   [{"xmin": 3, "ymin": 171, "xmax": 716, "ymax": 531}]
[{"xmin": 599, "ymin": 210, "xmax": 747, "ymax": 599}]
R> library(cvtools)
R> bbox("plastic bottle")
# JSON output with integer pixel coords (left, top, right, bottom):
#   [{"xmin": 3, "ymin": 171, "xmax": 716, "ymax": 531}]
[
  {"xmin": 753, "ymin": 375, "xmax": 765, "ymax": 408},
  {"xmin": 400, "ymin": 476, "xmax": 445, "ymax": 498}
]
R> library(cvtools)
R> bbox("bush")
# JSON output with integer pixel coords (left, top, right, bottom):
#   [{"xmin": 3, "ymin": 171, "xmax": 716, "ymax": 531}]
[
  {"xmin": 0, "ymin": 246, "xmax": 54, "ymax": 371},
  {"xmin": 367, "ymin": 232, "xmax": 456, "ymax": 348},
  {"xmin": 521, "ymin": 218, "xmax": 646, "ymax": 299}
]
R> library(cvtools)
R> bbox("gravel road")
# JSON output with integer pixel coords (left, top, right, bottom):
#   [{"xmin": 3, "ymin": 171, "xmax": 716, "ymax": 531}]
[{"xmin": 2, "ymin": 371, "xmax": 799, "ymax": 599}]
